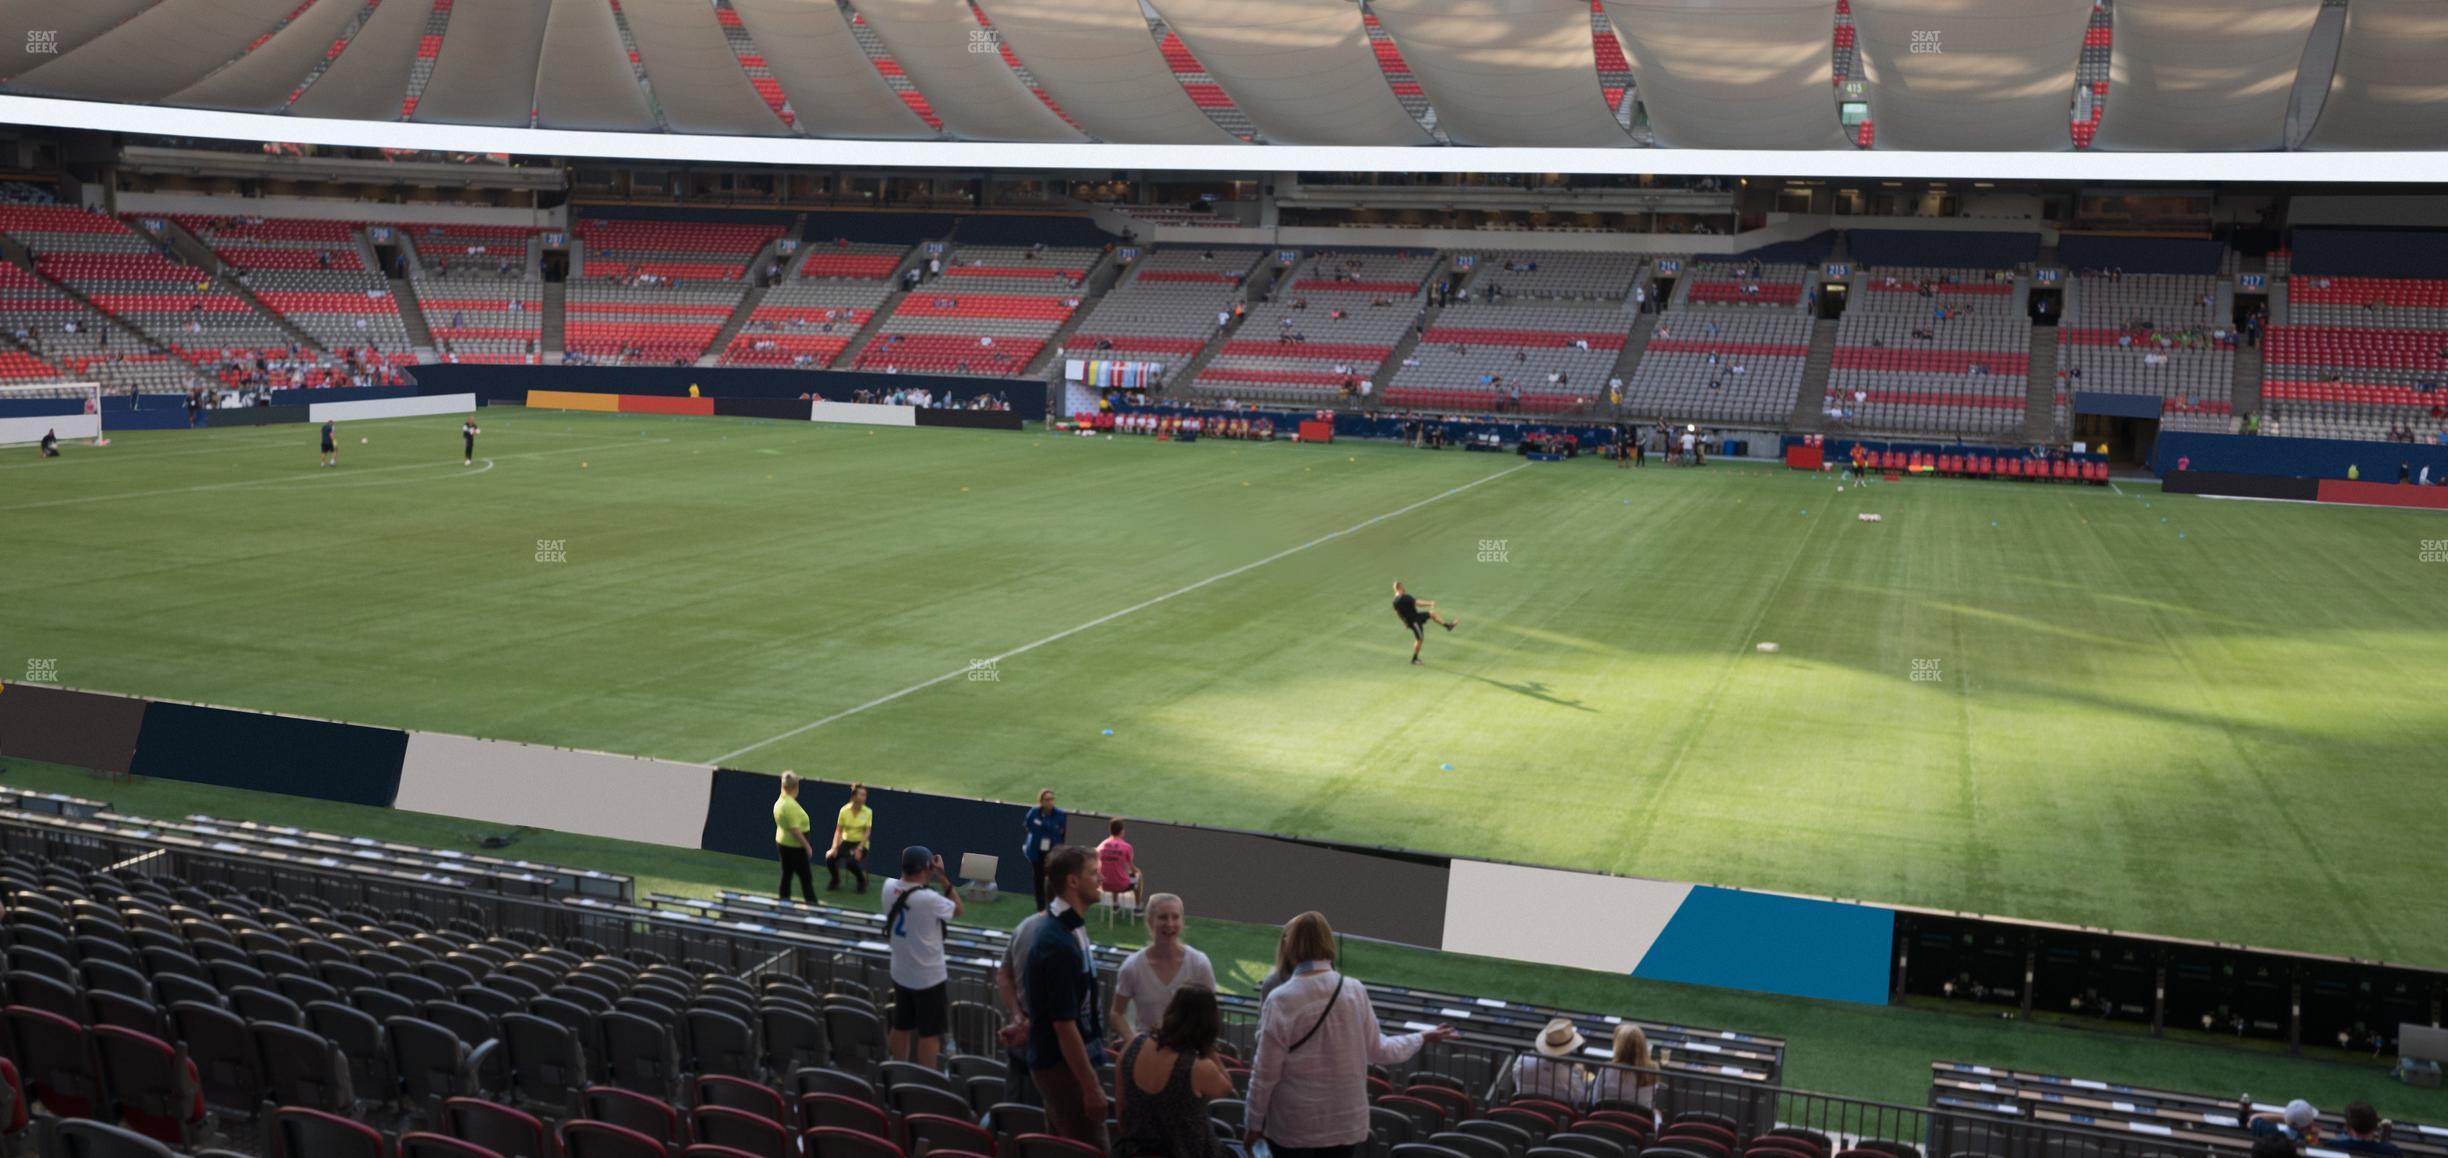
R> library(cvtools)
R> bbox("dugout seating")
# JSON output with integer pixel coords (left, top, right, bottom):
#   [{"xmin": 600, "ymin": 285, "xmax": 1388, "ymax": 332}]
[
  {"xmin": 1626, "ymin": 308, "xmax": 1810, "ymax": 426},
  {"xmin": 1838, "ymin": 448, "xmax": 2106, "ymax": 484},
  {"xmin": 1927, "ymin": 1062, "xmax": 2448, "ymax": 1158}
]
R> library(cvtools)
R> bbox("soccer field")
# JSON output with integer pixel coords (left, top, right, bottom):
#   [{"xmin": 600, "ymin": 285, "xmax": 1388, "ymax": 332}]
[{"xmin": 8, "ymin": 410, "xmax": 2445, "ymax": 966}]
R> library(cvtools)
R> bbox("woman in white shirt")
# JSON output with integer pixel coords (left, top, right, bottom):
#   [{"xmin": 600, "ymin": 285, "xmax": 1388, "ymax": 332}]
[
  {"xmin": 1585, "ymin": 1024, "xmax": 1659, "ymax": 1118},
  {"xmin": 1110, "ymin": 893, "xmax": 1217, "ymax": 1041},
  {"xmin": 1243, "ymin": 912, "xmax": 1457, "ymax": 1158}
]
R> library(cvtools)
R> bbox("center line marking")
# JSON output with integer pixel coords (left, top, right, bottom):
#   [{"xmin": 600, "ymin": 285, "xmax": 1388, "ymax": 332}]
[{"xmin": 706, "ymin": 461, "xmax": 1536, "ymax": 766}]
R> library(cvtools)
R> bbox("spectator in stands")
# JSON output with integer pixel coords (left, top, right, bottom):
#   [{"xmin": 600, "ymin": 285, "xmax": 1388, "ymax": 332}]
[
  {"xmin": 1112, "ymin": 893, "xmax": 1217, "ymax": 1041},
  {"xmin": 883, "ymin": 845, "xmax": 962, "ymax": 1066},
  {"xmin": 1025, "ymin": 845, "xmax": 1109, "ymax": 1147},
  {"xmin": 1098, "ymin": 817, "xmax": 1145, "ymax": 903},
  {"xmin": 1245, "ymin": 912, "xmax": 1457, "ymax": 1158},
  {"xmin": 1023, "ymin": 789, "xmax": 1067, "ymax": 908},
  {"xmin": 824, "ymin": 783, "xmax": 872, "ymax": 893},
  {"xmin": 2324, "ymin": 1101, "xmax": 2403, "ymax": 1158},
  {"xmin": 1587, "ymin": 1023, "xmax": 1657, "ymax": 1114},
  {"xmin": 2249, "ymin": 1100, "xmax": 2322, "ymax": 1149},
  {"xmin": 773, "ymin": 771, "xmax": 818, "ymax": 905},
  {"xmin": 1513, "ymin": 1018, "xmax": 1590, "ymax": 1107},
  {"xmin": 1115, "ymin": 984, "xmax": 1234, "ymax": 1158}
]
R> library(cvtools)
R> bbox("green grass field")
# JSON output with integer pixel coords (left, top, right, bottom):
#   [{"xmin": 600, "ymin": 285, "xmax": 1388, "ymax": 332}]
[{"xmin": 6, "ymin": 410, "xmax": 2447, "ymax": 968}]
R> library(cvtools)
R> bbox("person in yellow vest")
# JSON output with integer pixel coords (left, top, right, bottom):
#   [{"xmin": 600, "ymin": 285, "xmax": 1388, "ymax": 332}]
[
  {"xmin": 826, "ymin": 782, "xmax": 874, "ymax": 893},
  {"xmin": 775, "ymin": 771, "xmax": 817, "ymax": 904},
  {"xmin": 2348, "ymin": 464, "xmax": 2360, "ymax": 480},
  {"xmin": 689, "ymin": 383, "xmax": 701, "ymax": 398}
]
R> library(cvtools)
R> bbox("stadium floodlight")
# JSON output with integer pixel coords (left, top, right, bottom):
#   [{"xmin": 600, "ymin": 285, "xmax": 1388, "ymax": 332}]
[{"xmin": 0, "ymin": 381, "xmax": 104, "ymax": 447}]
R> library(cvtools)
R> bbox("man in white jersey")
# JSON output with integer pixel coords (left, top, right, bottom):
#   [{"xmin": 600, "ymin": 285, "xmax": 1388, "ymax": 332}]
[{"xmin": 882, "ymin": 844, "xmax": 963, "ymax": 1066}]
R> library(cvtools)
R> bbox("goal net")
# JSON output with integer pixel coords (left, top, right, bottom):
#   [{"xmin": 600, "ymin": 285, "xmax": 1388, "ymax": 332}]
[{"xmin": 0, "ymin": 381, "xmax": 103, "ymax": 447}]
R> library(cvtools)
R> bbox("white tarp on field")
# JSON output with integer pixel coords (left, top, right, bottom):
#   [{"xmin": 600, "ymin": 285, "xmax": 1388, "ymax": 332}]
[
  {"xmin": 810, "ymin": 401, "xmax": 918, "ymax": 427},
  {"xmin": 397, "ymin": 731, "xmax": 715, "ymax": 850},
  {"xmin": 307, "ymin": 393, "xmax": 478, "ymax": 422}
]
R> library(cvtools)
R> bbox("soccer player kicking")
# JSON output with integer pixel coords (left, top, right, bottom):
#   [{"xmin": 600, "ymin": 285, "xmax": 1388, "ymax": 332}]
[{"xmin": 1392, "ymin": 580, "xmax": 1457, "ymax": 666}]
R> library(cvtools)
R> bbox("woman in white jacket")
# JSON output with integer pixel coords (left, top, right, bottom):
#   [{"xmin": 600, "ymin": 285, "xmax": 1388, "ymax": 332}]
[{"xmin": 1243, "ymin": 912, "xmax": 1456, "ymax": 1158}]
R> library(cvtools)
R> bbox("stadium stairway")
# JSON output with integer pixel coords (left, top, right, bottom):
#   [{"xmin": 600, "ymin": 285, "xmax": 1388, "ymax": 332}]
[
  {"xmin": 831, "ymin": 285, "xmax": 912, "ymax": 370},
  {"xmin": 1021, "ymin": 255, "xmax": 1117, "ymax": 377},
  {"xmin": 1793, "ymin": 316, "xmax": 1839, "ymax": 428},
  {"xmin": 158, "ymin": 218, "xmax": 327, "ymax": 355},
  {"xmin": 14, "ymin": 250, "xmax": 171, "ymax": 358},
  {"xmin": 1611, "ymin": 312, "xmax": 1656, "ymax": 408},
  {"xmin": 389, "ymin": 268, "xmax": 437, "ymax": 358},
  {"xmin": 2024, "ymin": 327, "xmax": 2058, "ymax": 442},
  {"xmin": 540, "ymin": 281, "xmax": 566, "ymax": 362},
  {"xmin": 699, "ymin": 283, "xmax": 771, "ymax": 367},
  {"xmin": 2231, "ymin": 324, "xmax": 2265, "ymax": 423}
]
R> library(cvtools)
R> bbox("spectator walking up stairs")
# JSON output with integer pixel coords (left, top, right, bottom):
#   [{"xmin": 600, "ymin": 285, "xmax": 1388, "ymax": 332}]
[
  {"xmin": 2024, "ymin": 325, "xmax": 2059, "ymax": 442},
  {"xmin": 1791, "ymin": 317, "xmax": 1840, "ymax": 429},
  {"xmin": 541, "ymin": 282, "xmax": 566, "ymax": 362},
  {"xmin": 2231, "ymin": 319, "xmax": 2265, "ymax": 429},
  {"xmin": 157, "ymin": 218, "xmax": 325, "ymax": 355}
]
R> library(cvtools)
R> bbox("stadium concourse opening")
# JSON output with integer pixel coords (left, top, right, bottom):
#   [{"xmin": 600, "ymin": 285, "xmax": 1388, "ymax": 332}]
[{"xmin": 6, "ymin": 96, "xmax": 2448, "ymax": 1155}]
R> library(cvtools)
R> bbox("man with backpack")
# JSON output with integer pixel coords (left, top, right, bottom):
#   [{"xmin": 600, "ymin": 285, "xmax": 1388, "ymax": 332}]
[{"xmin": 882, "ymin": 845, "xmax": 963, "ymax": 1067}]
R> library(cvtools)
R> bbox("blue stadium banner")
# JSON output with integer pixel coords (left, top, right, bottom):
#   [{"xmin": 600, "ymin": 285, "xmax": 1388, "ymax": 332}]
[
  {"xmin": 1656, "ymin": 259, "xmax": 1682, "ymax": 275},
  {"xmin": 1823, "ymin": 262, "xmax": 1850, "ymax": 279},
  {"xmin": 2239, "ymin": 273, "xmax": 2266, "ymax": 290},
  {"xmin": 2034, "ymin": 268, "xmax": 2062, "ymax": 284}
]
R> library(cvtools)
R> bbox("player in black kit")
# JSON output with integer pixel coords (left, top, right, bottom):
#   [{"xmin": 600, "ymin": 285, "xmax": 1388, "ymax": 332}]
[
  {"xmin": 1391, "ymin": 580, "xmax": 1457, "ymax": 666},
  {"xmin": 462, "ymin": 417, "xmax": 481, "ymax": 465}
]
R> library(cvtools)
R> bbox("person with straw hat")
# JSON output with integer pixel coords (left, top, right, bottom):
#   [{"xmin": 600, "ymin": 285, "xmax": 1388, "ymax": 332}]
[{"xmin": 1513, "ymin": 1018, "xmax": 1591, "ymax": 1109}]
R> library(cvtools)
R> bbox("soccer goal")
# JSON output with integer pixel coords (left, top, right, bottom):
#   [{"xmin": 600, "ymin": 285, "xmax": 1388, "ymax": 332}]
[{"xmin": 0, "ymin": 381, "xmax": 103, "ymax": 447}]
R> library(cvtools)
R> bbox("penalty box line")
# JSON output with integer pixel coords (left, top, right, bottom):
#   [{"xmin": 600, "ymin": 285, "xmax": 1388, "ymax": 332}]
[{"xmin": 705, "ymin": 461, "xmax": 1535, "ymax": 766}]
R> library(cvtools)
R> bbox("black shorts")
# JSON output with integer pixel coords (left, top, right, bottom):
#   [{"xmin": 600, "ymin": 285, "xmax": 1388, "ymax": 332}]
[
  {"xmin": 891, "ymin": 981, "xmax": 949, "ymax": 1037},
  {"xmin": 1401, "ymin": 615, "xmax": 1428, "ymax": 640},
  {"xmin": 321, "ymin": 440, "xmax": 335, "ymax": 453}
]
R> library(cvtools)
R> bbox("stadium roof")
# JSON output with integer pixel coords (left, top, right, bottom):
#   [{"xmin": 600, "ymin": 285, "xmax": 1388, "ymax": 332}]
[{"xmin": 2, "ymin": 0, "xmax": 2443, "ymax": 179}]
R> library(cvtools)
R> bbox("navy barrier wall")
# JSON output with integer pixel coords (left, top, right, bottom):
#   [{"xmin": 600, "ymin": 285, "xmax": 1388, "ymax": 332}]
[
  {"xmin": 1849, "ymin": 229, "xmax": 2038, "ymax": 270},
  {"xmin": 1069, "ymin": 812, "xmax": 1450, "ymax": 947},
  {"xmin": 2161, "ymin": 471, "xmax": 2320, "ymax": 501},
  {"xmin": 711, "ymin": 397, "xmax": 812, "ymax": 421},
  {"xmin": 2074, "ymin": 391, "xmax": 2163, "ymax": 419},
  {"xmin": 407, "ymin": 364, "xmax": 1047, "ymax": 421},
  {"xmin": 702, "ymin": 770, "xmax": 1038, "ymax": 895},
  {"xmin": 1111, "ymin": 404, "xmax": 1633, "ymax": 449},
  {"xmin": 127, "ymin": 702, "xmax": 406, "ymax": 807},
  {"xmin": 2152, "ymin": 431, "xmax": 2448, "ymax": 479},
  {"xmin": 2057, "ymin": 234, "xmax": 2225, "ymax": 275},
  {"xmin": 0, "ymin": 684, "xmax": 148, "ymax": 776},
  {"xmin": 2290, "ymin": 227, "xmax": 2448, "ymax": 277},
  {"xmin": 915, "ymin": 409, "xmax": 1024, "ymax": 432}
]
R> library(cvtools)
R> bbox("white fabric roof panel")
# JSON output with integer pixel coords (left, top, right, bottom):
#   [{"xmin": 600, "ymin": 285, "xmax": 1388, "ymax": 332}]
[
  {"xmin": 970, "ymin": 0, "xmax": 1243, "ymax": 146},
  {"xmin": 411, "ymin": 0, "xmax": 553, "ymax": 126},
  {"xmin": 728, "ymin": 0, "xmax": 934, "ymax": 140},
  {"xmin": 1603, "ymin": 0, "xmax": 1851, "ymax": 150},
  {"xmin": 621, "ymin": 0, "xmax": 788, "ymax": 136},
  {"xmin": 2092, "ymin": 0, "xmax": 2320, "ymax": 152},
  {"xmin": 2304, "ymin": 0, "xmax": 2448, "ymax": 150},
  {"xmin": 8, "ymin": 0, "xmax": 297, "ymax": 103},
  {"xmin": 1369, "ymin": 0, "xmax": 1630, "ymax": 148},
  {"xmin": 1143, "ymin": 0, "xmax": 1434, "ymax": 146},
  {"xmin": 288, "ymin": 0, "xmax": 432, "ymax": 122},
  {"xmin": 171, "ymin": 0, "xmax": 371, "ymax": 113},
  {"xmin": 849, "ymin": 0, "xmax": 1084, "ymax": 144},
  {"xmin": 0, "ymin": 0, "xmax": 154, "ymax": 83},
  {"xmin": 532, "ymin": 0, "xmax": 657, "ymax": 132},
  {"xmin": 1850, "ymin": 0, "xmax": 2096, "ymax": 152}
]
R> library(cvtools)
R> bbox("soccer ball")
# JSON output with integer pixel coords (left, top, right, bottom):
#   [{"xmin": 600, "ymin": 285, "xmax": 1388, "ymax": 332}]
[{"xmin": 360, "ymin": 437, "xmax": 368, "ymax": 444}]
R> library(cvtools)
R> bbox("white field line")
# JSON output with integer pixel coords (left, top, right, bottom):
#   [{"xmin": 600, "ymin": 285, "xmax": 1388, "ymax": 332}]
[
  {"xmin": 706, "ymin": 462, "xmax": 1537, "ymax": 766},
  {"xmin": 1, "ymin": 439, "xmax": 663, "ymax": 511}
]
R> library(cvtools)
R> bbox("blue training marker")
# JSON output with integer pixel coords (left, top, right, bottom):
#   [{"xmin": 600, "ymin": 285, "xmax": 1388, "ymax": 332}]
[
  {"xmin": 1440, "ymin": 763, "xmax": 1454, "ymax": 771},
  {"xmin": 1991, "ymin": 521, "xmax": 1999, "ymax": 527},
  {"xmin": 1101, "ymin": 728, "xmax": 1114, "ymax": 736}
]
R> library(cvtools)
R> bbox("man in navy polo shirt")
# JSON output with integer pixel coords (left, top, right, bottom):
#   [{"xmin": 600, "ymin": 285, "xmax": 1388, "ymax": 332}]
[{"xmin": 1023, "ymin": 845, "xmax": 1106, "ymax": 1148}]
